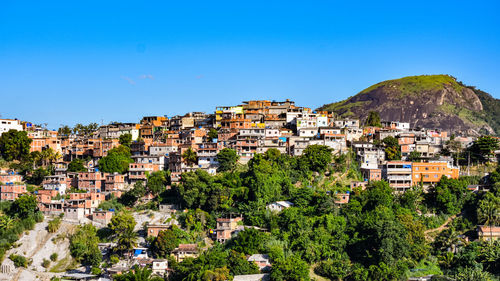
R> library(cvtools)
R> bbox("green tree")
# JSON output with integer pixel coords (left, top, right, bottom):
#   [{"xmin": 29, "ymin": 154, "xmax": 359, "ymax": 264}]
[
  {"xmin": 454, "ymin": 266, "xmax": 496, "ymax": 281},
  {"xmin": 314, "ymin": 252, "xmax": 351, "ymax": 281},
  {"xmin": 108, "ymin": 211, "xmax": 136, "ymax": 235},
  {"xmin": 468, "ymin": 136, "xmax": 500, "ymax": 163},
  {"xmin": 26, "ymin": 167, "xmax": 51, "ymax": 185},
  {"xmin": 58, "ymin": 125, "xmax": 72, "ymax": 136},
  {"xmin": 408, "ymin": 150, "xmax": 421, "ymax": 162},
  {"xmin": 119, "ymin": 181, "xmax": 146, "ymax": 207},
  {"xmin": 478, "ymin": 192, "xmax": 500, "ymax": 242},
  {"xmin": 365, "ymin": 111, "xmax": 382, "ymax": 127},
  {"xmin": 67, "ymin": 158, "xmax": 87, "ymax": 172},
  {"xmin": 116, "ymin": 228, "xmax": 138, "ymax": 254},
  {"xmin": 0, "ymin": 130, "xmax": 32, "ymax": 161},
  {"xmin": 228, "ymin": 250, "xmax": 260, "ymax": 275},
  {"xmin": 10, "ymin": 195, "xmax": 38, "ymax": 219},
  {"xmin": 427, "ymin": 176, "xmax": 469, "ymax": 214},
  {"xmin": 119, "ymin": 133, "xmax": 133, "ymax": 147},
  {"xmin": 270, "ymin": 254, "xmax": 310, "ymax": 281},
  {"xmin": 175, "ymin": 169, "xmax": 231, "ymax": 211},
  {"xmin": 98, "ymin": 145, "xmax": 133, "ymax": 174},
  {"xmin": 147, "ymin": 171, "xmax": 169, "ymax": 195},
  {"xmin": 383, "ymin": 136, "xmax": 401, "ymax": 161},
  {"xmin": 302, "ymin": 145, "xmax": 332, "ymax": 173},
  {"xmin": 151, "ymin": 227, "xmax": 181, "ymax": 258},
  {"xmin": 208, "ymin": 128, "xmax": 218, "ymax": 142},
  {"xmin": 216, "ymin": 148, "xmax": 239, "ymax": 172},
  {"xmin": 69, "ymin": 224, "xmax": 102, "ymax": 266},
  {"xmin": 228, "ymin": 227, "xmax": 266, "ymax": 255},
  {"xmin": 182, "ymin": 148, "xmax": 198, "ymax": 167},
  {"xmin": 114, "ymin": 265, "xmax": 162, "ymax": 281}
]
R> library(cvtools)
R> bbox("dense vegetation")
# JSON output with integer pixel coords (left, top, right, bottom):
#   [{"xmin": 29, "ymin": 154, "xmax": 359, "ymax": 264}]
[
  {"xmin": 0, "ymin": 195, "xmax": 43, "ymax": 260},
  {"xmin": 142, "ymin": 146, "xmax": 499, "ymax": 280},
  {"xmin": 98, "ymin": 145, "xmax": 134, "ymax": 174}
]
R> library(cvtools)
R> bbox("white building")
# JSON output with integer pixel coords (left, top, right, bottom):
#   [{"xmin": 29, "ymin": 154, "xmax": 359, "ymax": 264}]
[
  {"xmin": 152, "ymin": 259, "xmax": 168, "ymax": 276},
  {"xmin": 266, "ymin": 201, "xmax": 293, "ymax": 212},
  {"xmin": 0, "ymin": 119, "xmax": 23, "ymax": 135}
]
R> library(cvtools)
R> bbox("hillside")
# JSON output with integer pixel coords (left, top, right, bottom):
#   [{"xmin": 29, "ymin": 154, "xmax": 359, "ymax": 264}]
[{"xmin": 318, "ymin": 75, "xmax": 500, "ymax": 136}]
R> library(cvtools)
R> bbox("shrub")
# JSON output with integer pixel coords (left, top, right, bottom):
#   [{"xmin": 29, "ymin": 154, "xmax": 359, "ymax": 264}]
[
  {"xmin": 47, "ymin": 217, "xmax": 62, "ymax": 233},
  {"xmin": 110, "ymin": 255, "xmax": 119, "ymax": 265},
  {"xmin": 50, "ymin": 253, "xmax": 58, "ymax": 262},
  {"xmin": 42, "ymin": 258, "xmax": 51, "ymax": 268},
  {"xmin": 9, "ymin": 254, "xmax": 28, "ymax": 268},
  {"xmin": 34, "ymin": 212, "xmax": 44, "ymax": 223},
  {"xmin": 91, "ymin": 266, "xmax": 102, "ymax": 275}
]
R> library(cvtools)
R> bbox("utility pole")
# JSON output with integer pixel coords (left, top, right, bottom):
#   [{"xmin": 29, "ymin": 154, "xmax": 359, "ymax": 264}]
[{"xmin": 467, "ymin": 151, "xmax": 470, "ymax": 176}]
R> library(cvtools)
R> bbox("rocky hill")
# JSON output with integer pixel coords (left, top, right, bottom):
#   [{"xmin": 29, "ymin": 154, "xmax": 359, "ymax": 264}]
[{"xmin": 318, "ymin": 75, "xmax": 500, "ymax": 136}]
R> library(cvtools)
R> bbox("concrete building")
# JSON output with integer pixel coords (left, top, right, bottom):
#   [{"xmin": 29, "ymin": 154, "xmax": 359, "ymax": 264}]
[
  {"xmin": 0, "ymin": 183, "xmax": 27, "ymax": 201},
  {"xmin": 92, "ymin": 210, "xmax": 114, "ymax": 225},
  {"xmin": 147, "ymin": 224, "xmax": 170, "ymax": 238},
  {"xmin": 216, "ymin": 216, "xmax": 243, "ymax": 243},
  {"xmin": 383, "ymin": 161, "xmax": 413, "ymax": 192},
  {"xmin": 171, "ymin": 244, "xmax": 198, "ymax": 262},
  {"xmin": 412, "ymin": 161, "xmax": 459, "ymax": 188},
  {"xmin": 0, "ymin": 119, "xmax": 23, "ymax": 135}
]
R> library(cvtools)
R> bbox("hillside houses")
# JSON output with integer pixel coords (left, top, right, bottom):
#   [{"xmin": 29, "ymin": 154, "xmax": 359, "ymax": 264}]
[{"xmin": 0, "ymin": 99, "xmax": 470, "ymax": 228}]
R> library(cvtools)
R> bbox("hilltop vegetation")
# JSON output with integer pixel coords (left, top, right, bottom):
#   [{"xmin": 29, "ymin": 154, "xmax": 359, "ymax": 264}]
[{"xmin": 319, "ymin": 74, "xmax": 500, "ymax": 136}]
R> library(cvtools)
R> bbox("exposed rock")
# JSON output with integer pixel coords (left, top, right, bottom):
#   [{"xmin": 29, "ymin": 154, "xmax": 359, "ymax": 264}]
[{"xmin": 318, "ymin": 75, "xmax": 497, "ymax": 136}]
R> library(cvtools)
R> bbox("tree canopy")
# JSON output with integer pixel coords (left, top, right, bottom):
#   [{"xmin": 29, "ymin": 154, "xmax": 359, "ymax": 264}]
[
  {"xmin": 0, "ymin": 130, "xmax": 32, "ymax": 161},
  {"xmin": 98, "ymin": 145, "xmax": 133, "ymax": 174}
]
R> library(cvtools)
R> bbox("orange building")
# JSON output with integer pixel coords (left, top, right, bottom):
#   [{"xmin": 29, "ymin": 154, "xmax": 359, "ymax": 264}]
[
  {"xmin": 30, "ymin": 136, "xmax": 61, "ymax": 153},
  {"xmin": 1, "ymin": 183, "xmax": 27, "ymax": 201},
  {"xmin": 412, "ymin": 161, "xmax": 459, "ymax": 187}
]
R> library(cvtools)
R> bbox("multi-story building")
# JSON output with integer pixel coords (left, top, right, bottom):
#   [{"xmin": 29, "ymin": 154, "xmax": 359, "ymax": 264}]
[
  {"xmin": 42, "ymin": 175, "xmax": 68, "ymax": 194},
  {"xmin": 412, "ymin": 161, "xmax": 459, "ymax": 188},
  {"xmin": 149, "ymin": 143, "xmax": 178, "ymax": 157},
  {"xmin": 132, "ymin": 155, "xmax": 167, "ymax": 171},
  {"xmin": 383, "ymin": 161, "xmax": 413, "ymax": 192},
  {"xmin": 236, "ymin": 128, "xmax": 265, "ymax": 161},
  {"xmin": 361, "ymin": 168, "xmax": 382, "ymax": 182},
  {"xmin": 353, "ymin": 142, "xmax": 385, "ymax": 169},
  {"xmin": 0, "ymin": 183, "xmax": 27, "ymax": 201},
  {"xmin": 97, "ymin": 123, "xmax": 140, "ymax": 140},
  {"xmin": 129, "ymin": 163, "xmax": 159, "ymax": 184},
  {"xmin": 105, "ymin": 173, "xmax": 126, "ymax": 191},
  {"xmin": 215, "ymin": 216, "xmax": 243, "ymax": 243},
  {"xmin": 78, "ymin": 172, "xmax": 106, "ymax": 192},
  {"xmin": 197, "ymin": 142, "xmax": 220, "ymax": 174},
  {"xmin": 0, "ymin": 171, "xmax": 23, "ymax": 184},
  {"xmin": 92, "ymin": 139, "xmax": 120, "ymax": 158},
  {"xmin": 0, "ymin": 119, "xmax": 23, "ymax": 135}
]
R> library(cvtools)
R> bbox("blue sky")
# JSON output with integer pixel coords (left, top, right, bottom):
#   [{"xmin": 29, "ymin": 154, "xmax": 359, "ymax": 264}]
[{"xmin": 1, "ymin": 1, "xmax": 499, "ymax": 128}]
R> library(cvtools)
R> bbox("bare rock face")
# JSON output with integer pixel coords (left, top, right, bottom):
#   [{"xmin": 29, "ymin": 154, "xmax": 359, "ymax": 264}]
[{"xmin": 318, "ymin": 75, "xmax": 495, "ymax": 135}]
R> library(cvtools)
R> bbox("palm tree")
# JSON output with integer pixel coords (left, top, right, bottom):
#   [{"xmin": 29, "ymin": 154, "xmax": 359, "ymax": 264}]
[
  {"xmin": 0, "ymin": 215, "xmax": 14, "ymax": 230},
  {"xmin": 478, "ymin": 193, "xmax": 500, "ymax": 243},
  {"xmin": 114, "ymin": 265, "xmax": 156, "ymax": 281},
  {"xmin": 116, "ymin": 228, "xmax": 138, "ymax": 255},
  {"xmin": 182, "ymin": 148, "xmax": 198, "ymax": 167}
]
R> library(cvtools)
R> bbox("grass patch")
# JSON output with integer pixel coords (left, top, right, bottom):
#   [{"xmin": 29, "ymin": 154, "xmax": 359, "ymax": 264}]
[
  {"xmin": 359, "ymin": 74, "xmax": 463, "ymax": 97},
  {"xmin": 49, "ymin": 255, "xmax": 76, "ymax": 273}
]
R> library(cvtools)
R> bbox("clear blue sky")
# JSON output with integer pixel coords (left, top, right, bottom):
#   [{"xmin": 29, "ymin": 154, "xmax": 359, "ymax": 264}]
[{"xmin": 1, "ymin": 1, "xmax": 499, "ymax": 128}]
